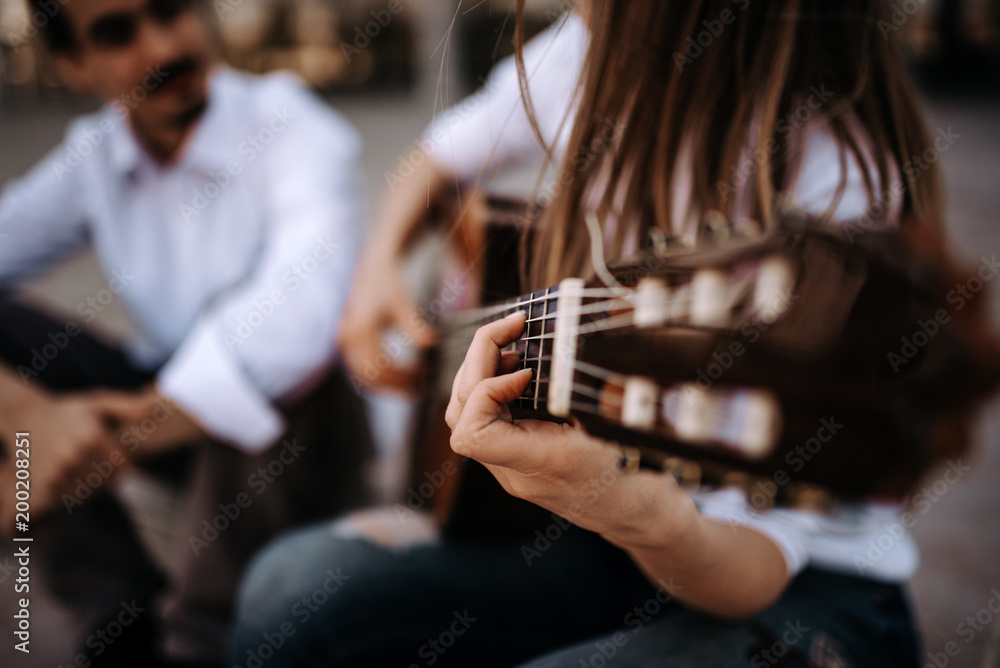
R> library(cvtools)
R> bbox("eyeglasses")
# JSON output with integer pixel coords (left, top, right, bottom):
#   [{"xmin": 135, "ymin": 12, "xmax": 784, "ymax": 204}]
[{"xmin": 86, "ymin": 0, "xmax": 196, "ymax": 51}]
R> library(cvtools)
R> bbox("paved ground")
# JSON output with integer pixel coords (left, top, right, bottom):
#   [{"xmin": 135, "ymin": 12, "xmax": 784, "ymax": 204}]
[{"xmin": 0, "ymin": 62, "xmax": 998, "ymax": 668}]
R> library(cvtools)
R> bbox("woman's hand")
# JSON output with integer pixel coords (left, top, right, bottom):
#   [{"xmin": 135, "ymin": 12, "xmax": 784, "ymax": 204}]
[
  {"xmin": 444, "ymin": 313, "xmax": 792, "ymax": 619},
  {"xmin": 444, "ymin": 312, "xmax": 698, "ymax": 550}
]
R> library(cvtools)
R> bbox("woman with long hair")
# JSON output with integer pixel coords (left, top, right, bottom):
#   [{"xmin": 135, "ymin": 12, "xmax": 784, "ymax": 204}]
[{"xmin": 232, "ymin": 2, "xmax": 941, "ymax": 665}]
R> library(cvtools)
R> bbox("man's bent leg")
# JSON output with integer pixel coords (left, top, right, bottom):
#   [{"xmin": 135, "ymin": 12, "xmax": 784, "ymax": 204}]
[
  {"xmin": 0, "ymin": 298, "xmax": 167, "ymax": 666},
  {"xmin": 161, "ymin": 369, "xmax": 374, "ymax": 664}
]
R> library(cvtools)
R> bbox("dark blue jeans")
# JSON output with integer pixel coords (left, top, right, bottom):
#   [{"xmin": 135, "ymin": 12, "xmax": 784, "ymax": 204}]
[{"xmin": 231, "ymin": 520, "xmax": 921, "ymax": 667}]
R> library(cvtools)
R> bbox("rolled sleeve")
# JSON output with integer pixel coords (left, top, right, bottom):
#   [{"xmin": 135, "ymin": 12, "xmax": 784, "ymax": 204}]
[
  {"xmin": 423, "ymin": 12, "xmax": 588, "ymax": 181},
  {"xmin": 0, "ymin": 124, "xmax": 91, "ymax": 289},
  {"xmin": 157, "ymin": 77, "xmax": 365, "ymax": 453},
  {"xmin": 156, "ymin": 318, "xmax": 285, "ymax": 452}
]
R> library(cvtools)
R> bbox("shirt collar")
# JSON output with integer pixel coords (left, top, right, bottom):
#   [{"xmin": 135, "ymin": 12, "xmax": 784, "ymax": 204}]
[{"xmin": 106, "ymin": 67, "xmax": 240, "ymax": 178}]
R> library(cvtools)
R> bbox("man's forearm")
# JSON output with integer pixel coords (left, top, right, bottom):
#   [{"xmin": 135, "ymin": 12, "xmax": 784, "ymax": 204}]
[{"xmin": 370, "ymin": 160, "xmax": 450, "ymax": 259}]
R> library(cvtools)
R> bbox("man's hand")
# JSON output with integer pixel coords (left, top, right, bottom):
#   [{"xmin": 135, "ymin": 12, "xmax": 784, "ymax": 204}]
[
  {"xmin": 91, "ymin": 386, "xmax": 204, "ymax": 455},
  {"xmin": 0, "ymin": 389, "xmax": 147, "ymax": 533}
]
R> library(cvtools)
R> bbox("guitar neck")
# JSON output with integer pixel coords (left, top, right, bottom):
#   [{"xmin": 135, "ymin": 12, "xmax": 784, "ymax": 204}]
[{"xmin": 437, "ymin": 286, "xmax": 563, "ymax": 403}]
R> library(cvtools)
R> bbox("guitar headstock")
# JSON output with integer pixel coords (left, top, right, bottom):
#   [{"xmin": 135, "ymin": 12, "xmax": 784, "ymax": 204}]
[{"xmin": 499, "ymin": 220, "xmax": 999, "ymax": 509}]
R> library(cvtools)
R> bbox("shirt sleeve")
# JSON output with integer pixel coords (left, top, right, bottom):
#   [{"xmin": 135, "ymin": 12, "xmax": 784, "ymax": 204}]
[
  {"xmin": 423, "ymin": 12, "xmax": 589, "ymax": 181},
  {"xmin": 0, "ymin": 124, "xmax": 91, "ymax": 290},
  {"xmin": 791, "ymin": 119, "xmax": 903, "ymax": 226},
  {"xmin": 156, "ymin": 79, "xmax": 366, "ymax": 452},
  {"xmin": 694, "ymin": 488, "xmax": 812, "ymax": 578}
]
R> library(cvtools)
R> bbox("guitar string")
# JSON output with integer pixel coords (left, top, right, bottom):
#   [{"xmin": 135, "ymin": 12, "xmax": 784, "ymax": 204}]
[
  {"xmin": 443, "ymin": 269, "xmax": 756, "ymax": 328},
  {"xmin": 438, "ymin": 284, "xmax": 759, "ymax": 367},
  {"xmin": 439, "ymin": 280, "xmax": 752, "ymax": 341},
  {"xmin": 442, "ymin": 270, "xmax": 759, "ymax": 336}
]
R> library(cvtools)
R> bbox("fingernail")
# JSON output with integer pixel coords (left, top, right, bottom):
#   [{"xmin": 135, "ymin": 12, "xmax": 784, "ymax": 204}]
[{"xmin": 505, "ymin": 310, "xmax": 527, "ymax": 319}]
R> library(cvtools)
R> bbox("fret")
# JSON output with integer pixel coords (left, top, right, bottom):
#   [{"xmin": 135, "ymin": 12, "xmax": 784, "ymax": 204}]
[{"xmin": 531, "ymin": 287, "xmax": 550, "ymax": 409}]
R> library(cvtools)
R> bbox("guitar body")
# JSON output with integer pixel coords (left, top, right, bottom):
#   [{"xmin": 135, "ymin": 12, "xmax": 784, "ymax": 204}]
[{"xmin": 407, "ymin": 200, "xmax": 553, "ymax": 535}]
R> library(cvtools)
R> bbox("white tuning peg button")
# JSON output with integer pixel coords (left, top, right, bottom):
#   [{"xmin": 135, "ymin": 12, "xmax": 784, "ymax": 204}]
[
  {"xmin": 740, "ymin": 390, "xmax": 782, "ymax": 460},
  {"xmin": 633, "ymin": 278, "xmax": 671, "ymax": 328},
  {"xmin": 622, "ymin": 377, "xmax": 660, "ymax": 430},
  {"xmin": 690, "ymin": 269, "xmax": 730, "ymax": 327},
  {"xmin": 675, "ymin": 384, "xmax": 715, "ymax": 443},
  {"xmin": 753, "ymin": 255, "xmax": 795, "ymax": 321}
]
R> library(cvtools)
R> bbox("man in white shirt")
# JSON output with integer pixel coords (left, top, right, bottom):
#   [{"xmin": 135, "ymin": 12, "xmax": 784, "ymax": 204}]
[{"xmin": 0, "ymin": 0, "xmax": 369, "ymax": 664}]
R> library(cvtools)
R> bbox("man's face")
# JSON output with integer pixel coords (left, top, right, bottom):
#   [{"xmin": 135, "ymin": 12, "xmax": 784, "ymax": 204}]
[{"xmin": 59, "ymin": 0, "xmax": 212, "ymax": 126}]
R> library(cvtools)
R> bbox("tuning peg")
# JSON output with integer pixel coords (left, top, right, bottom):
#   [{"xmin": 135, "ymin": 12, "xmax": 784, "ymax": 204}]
[
  {"xmin": 784, "ymin": 483, "xmax": 837, "ymax": 514},
  {"xmin": 662, "ymin": 457, "xmax": 702, "ymax": 492},
  {"xmin": 699, "ymin": 210, "xmax": 733, "ymax": 245},
  {"xmin": 690, "ymin": 269, "xmax": 730, "ymax": 327},
  {"xmin": 632, "ymin": 278, "xmax": 671, "ymax": 328}
]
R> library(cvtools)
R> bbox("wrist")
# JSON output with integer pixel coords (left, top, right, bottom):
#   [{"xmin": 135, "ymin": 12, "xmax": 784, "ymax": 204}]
[{"xmin": 601, "ymin": 475, "xmax": 703, "ymax": 554}]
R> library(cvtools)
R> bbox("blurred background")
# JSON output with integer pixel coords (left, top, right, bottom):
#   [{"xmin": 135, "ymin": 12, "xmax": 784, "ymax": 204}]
[{"xmin": 0, "ymin": 0, "xmax": 999, "ymax": 665}]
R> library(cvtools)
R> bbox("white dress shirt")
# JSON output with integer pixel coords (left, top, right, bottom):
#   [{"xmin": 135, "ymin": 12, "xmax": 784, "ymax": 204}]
[
  {"xmin": 0, "ymin": 68, "xmax": 365, "ymax": 453},
  {"xmin": 422, "ymin": 14, "xmax": 919, "ymax": 582}
]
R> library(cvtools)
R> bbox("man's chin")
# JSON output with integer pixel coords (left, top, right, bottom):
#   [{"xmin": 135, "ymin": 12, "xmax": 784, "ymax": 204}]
[{"xmin": 144, "ymin": 81, "xmax": 209, "ymax": 127}]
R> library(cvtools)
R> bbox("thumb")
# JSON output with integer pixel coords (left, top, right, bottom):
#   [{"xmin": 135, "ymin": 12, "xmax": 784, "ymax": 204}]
[{"xmin": 87, "ymin": 390, "xmax": 155, "ymax": 426}]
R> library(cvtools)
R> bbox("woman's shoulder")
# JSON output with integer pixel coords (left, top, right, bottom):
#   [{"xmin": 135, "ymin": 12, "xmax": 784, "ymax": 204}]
[{"xmin": 790, "ymin": 114, "xmax": 903, "ymax": 226}]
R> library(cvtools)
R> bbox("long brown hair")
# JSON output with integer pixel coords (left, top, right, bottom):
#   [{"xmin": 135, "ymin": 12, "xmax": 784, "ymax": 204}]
[{"xmin": 514, "ymin": 0, "xmax": 944, "ymax": 290}]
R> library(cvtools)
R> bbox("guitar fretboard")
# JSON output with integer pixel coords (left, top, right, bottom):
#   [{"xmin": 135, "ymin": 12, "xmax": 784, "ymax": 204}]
[{"xmin": 437, "ymin": 287, "xmax": 563, "ymax": 411}]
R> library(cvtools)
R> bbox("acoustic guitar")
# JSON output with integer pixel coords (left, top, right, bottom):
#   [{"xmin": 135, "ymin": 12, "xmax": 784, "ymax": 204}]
[{"xmin": 405, "ymin": 197, "xmax": 1000, "ymax": 535}]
